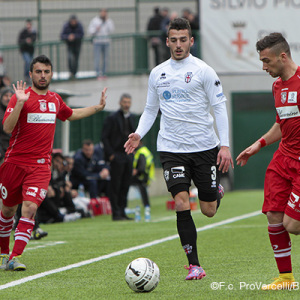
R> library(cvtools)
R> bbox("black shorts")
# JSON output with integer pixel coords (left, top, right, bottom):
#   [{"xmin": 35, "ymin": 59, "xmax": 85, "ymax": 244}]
[{"xmin": 159, "ymin": 147, "xmax": 220, "ymax": 202}]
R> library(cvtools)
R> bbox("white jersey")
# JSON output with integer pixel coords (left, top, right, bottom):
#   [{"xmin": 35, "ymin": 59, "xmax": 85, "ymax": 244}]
[{"xmin": 135, "ymin": 54, "xmax": 229, "ymax": 153}]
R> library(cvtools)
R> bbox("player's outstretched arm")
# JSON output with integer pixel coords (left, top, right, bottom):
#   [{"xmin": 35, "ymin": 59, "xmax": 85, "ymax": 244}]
[
  {"xmin": 236, "ymin": 122, "xmax": 281, "ymax": 167},
  {"xmin": 68, "ymin": 87, "xmax": 107, "ymax": 121},
  {"xmin": 3, "ymin": 80, "xmax": 30, "ymax": 134},
  {"xmin": 124, "ymin": 133, "xmax": 141, "ymax": 154}
]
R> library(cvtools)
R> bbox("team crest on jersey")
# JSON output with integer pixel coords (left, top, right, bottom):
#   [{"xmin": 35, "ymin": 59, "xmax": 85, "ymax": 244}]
[
  {"xmin": 39, "ymin": 189, "xmax": 47, "ymax": 200},
  {"xmin": 281, "ymin": 92, "xmax": 287, "ymax": 104},
  {"xmin": 39, "ymin": 100, "xmax": 47, "ymax": 112},
  {"xmin": 184, "ymin": 72, "xmax": 193, "ymax": 83}
]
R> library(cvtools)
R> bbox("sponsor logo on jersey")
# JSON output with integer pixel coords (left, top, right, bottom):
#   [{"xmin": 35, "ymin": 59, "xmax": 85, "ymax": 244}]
[
  {"xmin": 26, "ymin": 186, "xmax": 38, "ymax": 197},
  {"xmin": 216, "ymin": 92, "xmax": 224, "ymax": 98},
  {"xmin": 48, "ymin": 102, "xmax": 56, "ymax": 112},
  {"xmin": 157, "ymin": 82, "xmax": 170, "ymax": 88},
  {"xmin": 171, "ymin": 166, "xmax": 185, "ymax": 178},
  {"xmin": 281, "ymin": 92, "xmax": 287, "ymax": 104},
  {"xmin": 276, "ymin": 105, "xmax": 300, "ymax": 119},
  {"xmin": 39, "ymin": 100, "xmax": 47, "ymax": 112},
  {"xmin": 215, "ymin": 80, "xmax": 221, "ymax": 86},
  {"xmin": 27, "ymin": 113, "xmax": 56, "ymax": 123},
  {"xmin": 163, "ymin": 90, "xmax": 171, "ymax": 100},
  {"xmin": 37, "ymin": 158, "xmax": 46, "ymax": 164},
  {"xmin": 288, "ymin": 91, "xmax": 297, "ymax": 103},
  {"xmin": 7, "ymin": 108, "xmax": 13, "ymax": 113},
  {"xmin": 184, "ymin": 72, "xmax": 193, "ymax": 83},
  {"xmin": 164, "ymin": 170, "xmax": 169, "ymax": 181}
]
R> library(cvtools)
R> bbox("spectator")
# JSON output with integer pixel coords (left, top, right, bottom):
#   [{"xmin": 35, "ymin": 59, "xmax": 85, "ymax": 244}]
[
  {"xmin": 70, "ymin": 139, "xmax": 110, "ymax": 199},
  {"xmin": 131, "ymin": 141, "xmax": 155, "ymax": 221},
  {"xmin": 160, "ymin": 10, "xmax": 178, "ymax": 61},
  {"xmin": 17, "ymin": 19, "xmax": 37, "ymax": 82},
  {"xmin": 60, "ymin": 15, "xmax": 84, "ymax": 79},
  {"xmin": 0, "ymin": 75, "xmax": 11, "ymax": 90},
  {"xmin": 182, "ymin": 8, "xmax": 199, "ymax": 57},
  {"xmin": 147, "ymin": 7, "xmax": 164, "ymax": 66},
  {"xmin": 88, "ymin": 9, "xmax": 115, "ymax": 80},
  {"xmin": 38, "ymin": 153, "xmax": 82, "ymax": 223},
  {"xmin": 0, "ymin": 87, "xmax": 14, "ymax": 164},
  {"xmin": 102, "ymin": 93, "xmax": 136, "ymax": 221}
]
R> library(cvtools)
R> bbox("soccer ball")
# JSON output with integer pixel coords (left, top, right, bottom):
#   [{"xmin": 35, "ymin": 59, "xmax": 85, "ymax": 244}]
[{"xmin": 125, "ymin": 257, "xmax": 160, "ymax": 292}]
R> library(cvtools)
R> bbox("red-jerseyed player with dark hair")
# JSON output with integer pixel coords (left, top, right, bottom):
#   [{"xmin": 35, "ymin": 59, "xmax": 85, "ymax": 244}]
[
  {"xmin": 237, "ymin": 33, "xmax": 300, "ymax": 290},
  {"xmin": 0, "ymin": 55, "xmax": 107, "ymax": 271}
]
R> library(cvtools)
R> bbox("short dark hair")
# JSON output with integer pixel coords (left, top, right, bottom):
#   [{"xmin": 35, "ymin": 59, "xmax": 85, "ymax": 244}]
[
  {"xmin": 120, "ymin": 93, "xmax": 131, "ymax": 101},
  {"xmin": 167, "ymin": 17, "xmax": 192, "ymax": 37},
  {"xmin": 256, "ymin": 32, "xmax": 291, "ymax": 56},
  {"xmin": 30, "ymin": 55, "xmax": 53, "ymax": 72},
  {"xmin": 82, "ymin": 139, "xmax": 94, "ymax": 146}
]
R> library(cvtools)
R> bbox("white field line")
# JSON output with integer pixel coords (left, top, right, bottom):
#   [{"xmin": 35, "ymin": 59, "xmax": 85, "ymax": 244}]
[
  {"xmin": 0, "ymin": 210, "xmax": 262, "ymax": 291},
  {"xmin": 25, "ymin": 241, "xmax": 66, "ymax": 252}
]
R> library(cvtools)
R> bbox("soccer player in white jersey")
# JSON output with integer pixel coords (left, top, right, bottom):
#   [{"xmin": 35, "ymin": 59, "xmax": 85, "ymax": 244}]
[
  {"xmin": 125, "ymin": 18, "xmax": 233, "ymax": 280},
  {"xmin": 0, "ymin": 55, "xmax": 107, "ymax": 271}
]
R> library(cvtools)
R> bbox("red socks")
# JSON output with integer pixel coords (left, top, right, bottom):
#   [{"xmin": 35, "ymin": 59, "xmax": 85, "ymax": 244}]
[
  {"xmin": 268, "ymin": 223, "xmax": 292, "ymax": 273},
  {"xmin": 0, "ymin": 211, "xmax": 14, "ymax": 254},
  {"xmin": 10, "ymin": 217, "xmax": 34, "ymax": 260}
]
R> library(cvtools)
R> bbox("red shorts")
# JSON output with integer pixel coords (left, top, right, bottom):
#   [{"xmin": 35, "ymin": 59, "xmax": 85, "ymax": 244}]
[
  {"xmin": 0, "ymin": 162, "xmax": 51, "ymax": 207},
  {"xmin": 263, "ymin": 150, "xmax": 300, "ymax": 221}
]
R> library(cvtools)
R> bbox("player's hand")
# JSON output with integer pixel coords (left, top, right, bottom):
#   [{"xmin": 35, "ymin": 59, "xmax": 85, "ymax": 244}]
[
  {"xmin": 124, "ymin": 133, "xmax": 141, "ymax": 154},
  {"xmin": 13, "ymin": 80, "xmax": 30, "ymax": 105},
  {"xmin": 98, "ymin": 87, "xmax": 107, "ymax": 111},
  {"xmin": 236, "ymin": 142, "xmax": 261, "ymax": 167},
  {"xmin": 217, "ymin": 146, "xmax": 234, "ymax": 173}
]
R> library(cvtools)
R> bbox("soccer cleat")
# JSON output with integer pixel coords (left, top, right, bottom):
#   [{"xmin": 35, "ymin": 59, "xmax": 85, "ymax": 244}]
[
  {"xmin": 6, "ymin": 256, "xmax": 26, "ymax": 271},
  {"xmin": 184, "ymin": 264, "xmax": 206, "ymax": 280},
  {"xmin": 261, "ymin": 274, "xmax": 296, "ymax": 290},
  {"xmin": 0, "ymin": 254, "xmax": 9, "ymax": 270},
  {"xmin": 31, "ymin": 227, "xmax": 48, "ymax": 240}
]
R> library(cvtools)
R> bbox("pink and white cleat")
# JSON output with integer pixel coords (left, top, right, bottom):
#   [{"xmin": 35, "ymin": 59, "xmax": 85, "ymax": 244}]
[{"xmin": 184, "ymin": 264, "xmax": 206, "ymax": 280}]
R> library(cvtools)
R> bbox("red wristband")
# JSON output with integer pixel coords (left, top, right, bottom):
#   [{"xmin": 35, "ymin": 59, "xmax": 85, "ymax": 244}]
[{"xmin": 258, "ymin": 138, "xmax": 266, "ymax": 148}]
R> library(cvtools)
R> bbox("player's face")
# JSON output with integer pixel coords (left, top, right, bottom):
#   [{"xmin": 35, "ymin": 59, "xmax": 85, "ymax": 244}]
[
  {"xmin": 30, "ymin": 62, "xmax": 53, "ymax": 91},
  {"xmin": 167, "ymin": 29, "xmax": 194, "ymax": 61},
  {"xmin": 259, "ymin": 48, "xmax": 285, "ymax": 78}
]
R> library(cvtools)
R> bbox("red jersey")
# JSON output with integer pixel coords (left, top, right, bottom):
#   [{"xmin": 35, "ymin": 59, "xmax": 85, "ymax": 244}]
[
  {"xmin": 274, "ymin": 66, "xmax": 300, "ymax": 160},
  {"xmin": 3, "ymin": 87, "xmax": 73, "ymax": 166}
]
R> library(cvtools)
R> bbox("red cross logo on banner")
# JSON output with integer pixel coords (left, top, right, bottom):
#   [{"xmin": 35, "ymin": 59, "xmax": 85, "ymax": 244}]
[{"xmin": 231, "ymin": 31, "xmax": 248, "ymax": 54}]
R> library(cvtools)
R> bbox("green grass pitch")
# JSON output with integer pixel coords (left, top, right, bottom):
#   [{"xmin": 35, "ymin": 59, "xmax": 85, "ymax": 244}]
[{"xmin": 0, "ymin": 190, "xmax": 299, "ymax": 299}]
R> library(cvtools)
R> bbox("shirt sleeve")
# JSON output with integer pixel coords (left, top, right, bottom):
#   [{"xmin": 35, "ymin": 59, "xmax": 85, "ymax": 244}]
[
  {"xmin": 135, "ymin": 71, "xmax": 160, "ymax": 139},
  {"xmin": 3, "ymin": 94, "xmax": 17, "ymax": 124},
  {"xmin": 212, "ymin": 101, "xmax": 230, "ymax": 147},
  {"xmin": 56, "ymin": 95, "xmax": 73, "ymax": 121},
  {"xmin": 203, "ymin": 65, "xmax": 227, "ymax": 106}
]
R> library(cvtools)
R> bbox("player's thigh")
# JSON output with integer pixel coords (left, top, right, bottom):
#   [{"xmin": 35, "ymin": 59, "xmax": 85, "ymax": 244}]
[
  {"xmin": 192, "ymin": 148, "xmax": 219, "ymax": 202},
  {"xmin": 159, "ymin": 152, "xmax": 192, "ymax": 195},
  {"xmin": 22, "ymin": 166, "xmax": 51, "ymax": 206},
  {"xmin": 0, "ymin": 163, "xmax": 25, "ymax": 207}
]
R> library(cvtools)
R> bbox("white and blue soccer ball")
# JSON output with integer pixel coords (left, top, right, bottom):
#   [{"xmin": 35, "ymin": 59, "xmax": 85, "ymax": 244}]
[{"xmin": 125, "ymin": 257, "xmax": 160, "ymax": 292}]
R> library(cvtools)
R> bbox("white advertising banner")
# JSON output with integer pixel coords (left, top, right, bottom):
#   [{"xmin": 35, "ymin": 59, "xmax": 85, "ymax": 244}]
[{"xmin": 200, "ymin": 0, "xmax": 300, "ymax": 74}]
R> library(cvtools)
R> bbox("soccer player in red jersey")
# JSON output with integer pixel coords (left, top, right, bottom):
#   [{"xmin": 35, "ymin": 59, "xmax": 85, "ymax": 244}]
[
  {"xmin": 0, "ymin": 55, "xmax": 107, "ymax": 271},
  {"xmin": 237, "ymin": 33, "xmax": 300, "ymax": 290}
]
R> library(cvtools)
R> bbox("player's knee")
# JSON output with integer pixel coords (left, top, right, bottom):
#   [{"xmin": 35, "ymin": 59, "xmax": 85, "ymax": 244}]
[
  {"xmin": 283, "ymin": 221, "xmax": 300, "ymax": 235},
  {"xmin": 200, "ymin": 200, "xmax": 217, "ymax": 218}
]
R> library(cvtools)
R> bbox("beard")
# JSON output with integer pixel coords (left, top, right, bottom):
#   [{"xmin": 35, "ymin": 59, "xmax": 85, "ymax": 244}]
[{"xmin": 32, "ymin": 78, "xmax": 51, "ymax": 90}]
